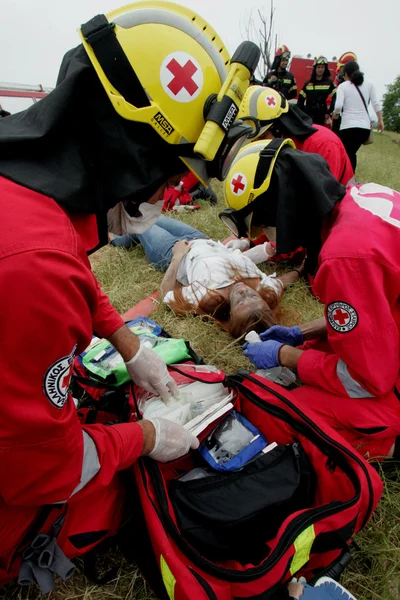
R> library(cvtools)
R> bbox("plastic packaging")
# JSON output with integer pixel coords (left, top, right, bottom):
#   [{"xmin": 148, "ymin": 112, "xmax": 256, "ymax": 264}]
[
  {"xmin": 82, "ymin": 330, "xmax": 190, "ymax": 384},
  {"xmin": 207, "ymin": 413, "xmax": 255, "ymax": 463},
  {"xmin": 139, "ymin": 382, "xmax": 233, "ymax": 435},
  {"xmin": 178, "ymin": 468, "xmax": 217, "ymax": 482},
  {"xmin": 256, "ymin": 366, "xmax": 297, "ymax": 387},
  {"xmin": 199, "ymin": 411, "xmax": 268, "ymax": 471}
]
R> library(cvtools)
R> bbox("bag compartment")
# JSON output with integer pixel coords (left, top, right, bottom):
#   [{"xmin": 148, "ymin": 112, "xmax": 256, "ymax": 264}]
[{"xmin": 169, "ymin": 442, "xmax": 315, "ymax": 564}]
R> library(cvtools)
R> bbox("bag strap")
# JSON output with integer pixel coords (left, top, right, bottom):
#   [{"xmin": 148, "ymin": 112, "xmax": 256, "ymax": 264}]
[{"xmin": 353, "ymin": 84, "xmax": 369, "ymax": 116}]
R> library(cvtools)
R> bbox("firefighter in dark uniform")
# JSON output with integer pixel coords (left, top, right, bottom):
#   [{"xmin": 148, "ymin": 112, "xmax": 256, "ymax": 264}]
[
  {"xmin": 263, "ymin": 45, "xmax": 297, "ymax": 100},
  {"xmin": 332, "ymin": 51, "xmax": 357, "ymax": 133},
  {"xmin": 297, "ymin": 56, "xmax": 336, "ymax": 126}
]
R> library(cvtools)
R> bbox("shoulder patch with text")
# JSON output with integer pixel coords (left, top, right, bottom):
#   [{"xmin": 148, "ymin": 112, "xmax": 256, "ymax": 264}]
[
  {"xmin": 43, "ymin": 344, "xmax": 77, "ymax": 409},
  {"xmin": 327, "ymin": 302, "xmax": 358, "ymax": 333}
]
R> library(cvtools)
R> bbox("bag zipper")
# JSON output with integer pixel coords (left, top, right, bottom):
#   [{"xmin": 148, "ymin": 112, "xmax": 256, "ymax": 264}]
[
  {"xmin": 174, "ymin": 445, "xmax": 292, "ymax": 492},
  {"xmin": 231, "ymin": 372, "xmax": 374, "ymax": 529},
  {"xmin": 168, "ymin": 364, "xmax": 226, "ymax": 384},
  {"xmin": 189, "ymin": 568, "xmax": 218, "ymax": 600}
]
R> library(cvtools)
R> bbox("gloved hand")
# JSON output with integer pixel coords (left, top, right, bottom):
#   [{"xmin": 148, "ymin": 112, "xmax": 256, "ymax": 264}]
[
  {"xmin": 225, "ymin": 238, "xmax": 250, "ymax": 252},
  {"xmin": 260, "ymin": 325, "xmax": 303, "ymax": 347},
  {"xmin": 147, "ymin": 417, "xmax": 199, "ymax": 462},
  {"xmin": 125, "ymin": 345, "xmax": 179, "ymax": 403},
  {"xmin": 243, "ymin": 340, "xmax": 283, "ymax": 369}
]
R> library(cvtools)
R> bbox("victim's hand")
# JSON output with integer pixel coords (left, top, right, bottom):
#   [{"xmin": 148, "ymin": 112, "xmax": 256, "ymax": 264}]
[{"xmin": 172, "ymin": 240, "xmax": 191, "ymax": 259}]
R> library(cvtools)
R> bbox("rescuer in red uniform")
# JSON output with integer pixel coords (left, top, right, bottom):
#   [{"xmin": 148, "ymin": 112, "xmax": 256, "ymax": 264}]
[
  {"xmin": 222, "ymin": 140, "xmax": 400, "ymax": 462},
  {"xmin": 0, "ymin": 2, "xmax": 257, "ymax": 592},
  {"xmin": 224, "ymin": 86, "xmax": 354, "ymax": 257}
]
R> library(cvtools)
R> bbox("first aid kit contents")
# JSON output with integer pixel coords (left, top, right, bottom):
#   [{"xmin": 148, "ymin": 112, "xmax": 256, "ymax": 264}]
[
  {"xmin": 198, "ymin": 411, "xmax": 269, "ymax": 471},
  {"xmin": 139, "ymin": 381, "xmax": 234, "ymax": 437},
  {"xmin": 80, "ymin": 318, "xmax": 190, "ymax": 385}
]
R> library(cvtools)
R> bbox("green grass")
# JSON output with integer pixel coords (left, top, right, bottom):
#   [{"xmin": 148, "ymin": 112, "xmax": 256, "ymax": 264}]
[{"xmin": 3, "ymin": 133, "xmax": 400, "ymax": 599}]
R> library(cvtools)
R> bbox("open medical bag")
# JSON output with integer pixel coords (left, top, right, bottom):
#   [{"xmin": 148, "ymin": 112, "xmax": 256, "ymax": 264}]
[
  {"xmin": 71, "ymin": 317, "xmax": 203, "ymax": 424},
  {"xmin": 132, "ymin": 367, "xmax": 383, "ymax": 600}
]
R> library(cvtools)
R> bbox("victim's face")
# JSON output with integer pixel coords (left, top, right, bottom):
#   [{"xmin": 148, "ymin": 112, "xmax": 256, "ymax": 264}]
[{"xmin": 229, "ymin": 282, "xmax": 266, "ymax": 313}]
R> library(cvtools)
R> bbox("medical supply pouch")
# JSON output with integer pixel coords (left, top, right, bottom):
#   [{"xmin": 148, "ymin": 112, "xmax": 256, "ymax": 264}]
[
  {"xmin": 198, "ymin": 410, "xmax": 268, "ymax": 471},
  {"xmin": 132, "ymin": 370, "xmax": 383, "ymax": 600},
  {"xmin": 80, "ymin": 318, "xmax": 190, "ymax": 386}
]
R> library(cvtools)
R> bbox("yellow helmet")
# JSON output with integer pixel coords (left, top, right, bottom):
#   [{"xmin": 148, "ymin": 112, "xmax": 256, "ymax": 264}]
[
  {"xmin": 238, "ymin": 86, "xmax": 289, "ymax": 137},
  {"xmin": 79, "ymin": 3, "xmax": 260, "ymax": 185},
  {"xmin": 220, "ymin": 137, "xmax": 295, "ymax": 239}
]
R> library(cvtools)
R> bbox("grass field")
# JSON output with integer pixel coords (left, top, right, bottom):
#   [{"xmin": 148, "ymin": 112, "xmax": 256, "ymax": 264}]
[{"xmin": 3, "ymin": 131, "xmax": 400, "ymax": 600}]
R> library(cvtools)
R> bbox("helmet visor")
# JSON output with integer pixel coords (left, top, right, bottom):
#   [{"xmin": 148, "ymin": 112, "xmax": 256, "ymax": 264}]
[{"xmin": 218, "ymin": 208, "xmax": 250, "ymax": 238}]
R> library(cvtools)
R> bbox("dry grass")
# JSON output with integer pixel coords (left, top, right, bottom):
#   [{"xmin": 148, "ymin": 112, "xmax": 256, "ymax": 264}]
[{"xmin": 3, "ymin": 133, "xmax": 400, "ymax": 599}]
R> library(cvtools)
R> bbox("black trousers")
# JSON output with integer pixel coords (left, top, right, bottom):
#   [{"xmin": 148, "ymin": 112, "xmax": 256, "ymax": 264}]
[{"xmin": 338, "ymin": 127, "xmax": 370, "ymax": 171}]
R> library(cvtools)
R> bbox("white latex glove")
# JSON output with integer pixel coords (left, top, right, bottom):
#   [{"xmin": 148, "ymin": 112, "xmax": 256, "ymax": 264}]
[
  {"xmin": 225, "ymin": 238, "xmax": 250, "ymax": 251},
  {"xmin": 125, "ymin": 345, "xmax": 179, "ymax": 403},
  {"xmin": 243, "ymin": 242, "xmax": 276, "ymax": 264},
  {"xmin": 148, "ymin": 417, "xmax": 200, "ymax": 462}
]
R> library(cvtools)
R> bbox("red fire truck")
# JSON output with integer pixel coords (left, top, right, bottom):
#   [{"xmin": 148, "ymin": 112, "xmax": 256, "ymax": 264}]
[
  {"xmin": 0, "ymin": 82, "xmax": 52, "ymax": 114},
  {"xmin": 289, "ymin": 56, "xmax": 337, "ymax": 99}
]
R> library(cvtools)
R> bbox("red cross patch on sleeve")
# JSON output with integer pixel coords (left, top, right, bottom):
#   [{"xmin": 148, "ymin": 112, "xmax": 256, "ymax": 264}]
[
  {"xmin": 327, "ymin": 302, "xmax": 358, "ymax": 333},
  {"xmin": 43, "ymin": 344, "xmax": 77, "ymax": 409}
]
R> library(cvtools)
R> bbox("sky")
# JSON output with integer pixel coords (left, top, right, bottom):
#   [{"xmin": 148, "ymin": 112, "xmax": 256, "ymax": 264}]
[{"xmin": 1, "ymin": 0, "xmax": 399, "ymax": 113}]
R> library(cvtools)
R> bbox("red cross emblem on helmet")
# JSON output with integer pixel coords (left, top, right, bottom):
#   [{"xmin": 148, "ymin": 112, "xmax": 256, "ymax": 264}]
[
  {"xmin": 161, "ymin": 52, "xmax": 204, "ymax": 103},
  {"xmin": 230, "ymin": 173, "xmax": 247, "ymax": 196},
  {"xmin": 266, "ymin": 95, "xmax": 277, "ymax": 107}
]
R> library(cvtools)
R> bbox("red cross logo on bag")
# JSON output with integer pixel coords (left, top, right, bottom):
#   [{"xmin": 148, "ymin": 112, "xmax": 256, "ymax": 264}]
[
  {"xmin": 327, "ymin": 302, "xmax": 358, "ymax": 333},
  {"xmin": 161, "ymin": 52, "xmax": 203, "ymax": 102},
  {"xmin": 231, "ymin": 173, "xmax": 247, "ymax": 195}
]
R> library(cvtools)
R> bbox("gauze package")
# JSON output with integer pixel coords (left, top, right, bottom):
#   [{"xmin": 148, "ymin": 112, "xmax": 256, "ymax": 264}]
[{"xmin": 139, "ymin": 381, "xmax": 234, "ymax": 436}]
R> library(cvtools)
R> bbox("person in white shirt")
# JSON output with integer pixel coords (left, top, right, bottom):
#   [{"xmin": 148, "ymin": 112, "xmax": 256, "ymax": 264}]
[
  {"xmin": 160, "ymin": 238, "xmax": 300, "ymax": 339},
  {"xmin": 333, "ymin": 61, "xmax": 384, "ymax": 170}
]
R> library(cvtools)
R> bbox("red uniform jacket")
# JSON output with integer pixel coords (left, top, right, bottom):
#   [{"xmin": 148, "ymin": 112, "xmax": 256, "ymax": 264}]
[
  {"xmin": 298, "ymin": 183, "xmax": 400, "ymax": 398},
  {"xmin": 0, "ymin": 177, "xmax": 144, "ymax": 527},
  {"xmin": 294, "ymin": 125, "xmax": 354, "ymax": 185}
]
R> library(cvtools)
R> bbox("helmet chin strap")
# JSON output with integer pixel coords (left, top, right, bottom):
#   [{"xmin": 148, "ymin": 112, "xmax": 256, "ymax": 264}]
[{"xmin": 80, "ymin": 14, "xmax": 150, "ymax": 109}]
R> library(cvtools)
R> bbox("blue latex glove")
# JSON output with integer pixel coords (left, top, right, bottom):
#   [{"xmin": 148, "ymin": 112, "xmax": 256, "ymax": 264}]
[
  {"xmin": 243, "ymin": 340, "xmax": 283, "ymax": 369},
  {"xmin": 260, "ymin": 325, "xmax": 303, "ymax": 347}
]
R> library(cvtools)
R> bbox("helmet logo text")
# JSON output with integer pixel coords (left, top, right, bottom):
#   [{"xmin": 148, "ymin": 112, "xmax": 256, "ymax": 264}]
[
  {"xmin": 161, "ymin": 52, "xmax": 203, "ymax": 103},
  {"xmin": 152, "ymin": 112, "xmax": 175, "ymax": 136},
  {"xmin": 222, "ymin": 103, "xmax": 238, "ymax": 131}
]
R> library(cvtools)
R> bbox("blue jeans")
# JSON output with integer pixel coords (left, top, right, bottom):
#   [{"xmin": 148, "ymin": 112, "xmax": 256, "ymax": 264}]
[{"xmin": 110, "ymin": 216, "xmax": 208, "ymax": 271}]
